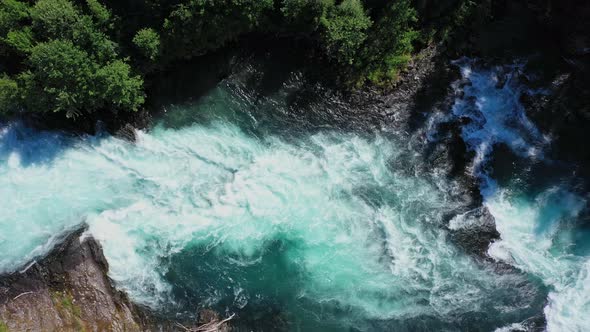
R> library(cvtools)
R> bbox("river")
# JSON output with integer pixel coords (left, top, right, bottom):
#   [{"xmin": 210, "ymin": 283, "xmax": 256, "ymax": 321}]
[{"xmin": 0, "ymin": 57, "xmax": 588, "ymax": 331}]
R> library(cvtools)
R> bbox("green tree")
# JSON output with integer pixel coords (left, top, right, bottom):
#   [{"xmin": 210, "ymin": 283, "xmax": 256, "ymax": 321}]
[
  {"xmin": 280, "ymin": 0, "xmax": 334, "ymax": 33},
  {"xmin": 0, "ymin": 74, "xmax": 19, "ymax": 114},
  {"xmin": 133, "ymin": 28, "xmax": 160, "ymax": 60},
  {"xmin": 22, "ymin": 40, "xmax": 143, "ymax": 117},
  {"xmin": 0, "ymin": 0, "xmax": 29, "ymax": 36},
  {"xmin": 30, "ymin": 0, "xmax": 117, "ymax": 62},
  {"xmin": 24, "ymin": 39, "xmax": 100, "ymax": 116},
  {"xmin": 85, "ymin": 0, "xmax": 111, "ymax": 27},
  {"xmin": 30, "ymin": 0, "xmax": 78, "ymax": 39},
  {"xmin": 320, "ymin": 0, "xmax": 371, "ymax": 66},
  {"xmin": 95, "ymin": 59, "xmax": 144, "ymax": 111},
  {"xmin": 162, "ymin": 0, "xmax": 273, "ymax": 59},
  {"xmin": 362, "ymin": 0, "xmax": 418, "ymax": 84},
  {"xmin": 5, "ymin": 26, "xmax": 33, "ymax": 53}
]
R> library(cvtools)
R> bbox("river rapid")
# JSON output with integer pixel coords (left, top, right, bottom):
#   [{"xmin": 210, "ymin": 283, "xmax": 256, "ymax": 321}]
[{"xmin": 0, "ymin": 56, "xmax": 588, "ymax": 331}]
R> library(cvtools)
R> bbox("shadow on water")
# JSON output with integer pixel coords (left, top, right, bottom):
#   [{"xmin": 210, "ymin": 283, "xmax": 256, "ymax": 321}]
[
  {"xmin": 146, "ymin": 37, "xmax": 377, "ymax": 142},
  {"xmin": 163, "ymin": 238, "xmax": 305, "ymax": 331},
  {"xmin": 0, "ymin": 122, "xmax": 96, "ymax": 168},
  {"xmin": 160, "ymin": 231, "xmax": 548, "ymax": 331}
]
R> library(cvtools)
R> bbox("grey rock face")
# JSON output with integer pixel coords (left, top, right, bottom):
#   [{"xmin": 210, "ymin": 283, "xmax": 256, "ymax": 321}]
[{"xmin": 0, "ymin": 226, "xmax": 156, "ymax": 332}]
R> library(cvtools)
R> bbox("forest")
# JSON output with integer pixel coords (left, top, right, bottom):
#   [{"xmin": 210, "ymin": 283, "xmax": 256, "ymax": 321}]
[{"xmin": 3, "ymin": 0, "xmax": 579, "ymax": 120}]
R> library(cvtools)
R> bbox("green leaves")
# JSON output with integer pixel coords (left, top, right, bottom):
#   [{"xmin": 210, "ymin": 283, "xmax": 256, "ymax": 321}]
[
  {"xmin": 30, "ymin": 0, "xmax": 78, "ymax": 39},
  {"xmin": 5, "ymin": 26, "xmax": 33, "ymax": 53},
  {"xmin": 133, "ymin": 28, "xmax": 160, "ymax": 60},
  {"xmin": 0, "ymin": 0, "xmax": 29, "ymax": 36},
  {"xmin": 95, "ymin": 60, "xmax": 144, "ymax": 111},
  {"xmin": 85, "ymin": 0, "xmax": 111, "ymax": 27},
  {"xmin": 161, "ymin": 0, "xmax": 273, "ymax": 59},
  {"xmin": 1, "ymin": 0, "xmax": 145, "ymax": 117},
  {"xmin": 0, "ymin": 74, "xmax": 19, "ymax": 114},
  {"xmin": 27, "ymin": 40, "xmax": 99, "ymax": 116},
  {"xmin": 280, "ymin": 0, "xmax": 333, "ymax": 32},
  {"xmin": 0, "ymin": 0, "xmax": 427, "ymax": 119},
  {"xmin": 22, "ymin": 40, "xmax": 143, "ymax": 117},
  {"xmin": 360, "ymin": 0, "xmax": 418, "ymax": 85},
  {"xmin": 320, "ymin": 0, "xmax": 372, "ymax": 66}
]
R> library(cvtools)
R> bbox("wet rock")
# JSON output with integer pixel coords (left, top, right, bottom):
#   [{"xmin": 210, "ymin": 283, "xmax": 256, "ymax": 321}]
[
  {"xmin": 448, "ymin": 207, "xmax": 500, "ymax": 259},
  {"xmin": 0, "ymin": 226, "xmax": 170, "ymax": 331},
  {"xmin": 194, "ymin": 309, "xmax": 232, "ymax": 332},
  {"xmin": 115, "ymin": 123, "xmax": 138, "ymax": 142}
]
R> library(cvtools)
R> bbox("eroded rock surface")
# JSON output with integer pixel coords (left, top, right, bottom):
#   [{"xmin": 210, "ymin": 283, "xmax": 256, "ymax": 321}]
[{"xmin": 0, "ymin": 227, "xmax": 160, "ymax": 332}]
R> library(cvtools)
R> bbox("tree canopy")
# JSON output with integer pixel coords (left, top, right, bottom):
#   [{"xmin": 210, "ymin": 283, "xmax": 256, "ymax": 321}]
[{"xmin": 0, "ymin": 0, "xmax": 486, "ymax": 119}]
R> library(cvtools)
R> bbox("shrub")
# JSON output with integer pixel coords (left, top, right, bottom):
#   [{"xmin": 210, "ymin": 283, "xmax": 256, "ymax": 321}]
[
  {"xmin": 0, "ymin": 74, "xmax": 19, "ymax": 114},
  {"xmin": 319, "ymin": 0, "xmax": 371, "ymax": 66},
  {"xmin": 280, "ymin": 0, "xmax": 334, "ymax": 32},
  {"xmin": 21, "ymin": 40, "xmax": 143, "ymax": 117},
  {"xmin": 4, "ymin": 26, "xmax": 33, "ymax": 53},
  {"xmin": 133, "ymin": 28, "xmax": 160, "ymax": 60},
  {"xmin": 162, "ymin": 0, "xmax": 274, "ymax": 59},
  {"xmin": 30, "ymin": 0, "xmax": 78, "ymax": 39}
]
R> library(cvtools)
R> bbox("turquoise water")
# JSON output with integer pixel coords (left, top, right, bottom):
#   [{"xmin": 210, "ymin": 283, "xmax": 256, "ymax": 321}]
[{"xmin": 0, "ymin": 60, "xmax": 588, "ymax": 331}]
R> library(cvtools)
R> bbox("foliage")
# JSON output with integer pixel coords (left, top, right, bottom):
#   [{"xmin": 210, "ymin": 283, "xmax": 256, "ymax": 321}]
[
  {"xmin": 280, "ymin": 0, "xmax": 334, "ymax": 32},
  {"xmin": 161, "ymin": 0, "xmax": 274, "ymax": 59},
  {"xmin": 95, "ymin": 59, "xmax": 144, "ymax": 110},
  {"xmin": 30, "ymin": 0, "xmax": 78, "ymax": 39},
  {"xmin": 0, "ymin": 320, "xmax": 8, "ymax": 332},
  {"xmin": 5, "ymin": 26, "xmax": 33, "ymax": 53},
  {"xmin": 1, "ymin": 0, "xmax": 143, "ymax": 118},
  {"xmin": 361, "ymin": 0, "xmax": 418, "ymax": 85},
  {"xmin": 85, "ymin": 0, "xmax": 111, "ymax": 27},
  {"xmin": 0, "ymin": 0, "xmax": 29, "ymax": 36},
  {"xmin": 133, "ymin": 27, "xmax": 160, "ymax": 60},
  {"xmin": 0, "ymin": 74, "xmax": 19, "ymax": 113},
  {"xmin": 0, "ymin": 0, "xmax": 493, "ymax": 121},
  {"xmin": 21, "ymin": 40, "xmax": 143, "ymax": 117},
  {"xmin": 319, "ymin": 0, "xmax": 371, "ymax": 66},
  {"xmin": 0, "ymin": 0, "xmax": 30, "ymax": 57}
]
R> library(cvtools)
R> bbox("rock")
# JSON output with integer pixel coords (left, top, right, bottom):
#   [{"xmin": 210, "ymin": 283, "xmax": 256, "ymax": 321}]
[
  {"xmin": 196, "ymin": 309, "xmax": 232, "ymax": 332},
  {"xmin": 0, "ymin": 226, "xmax": 168, "ymax": 332},
  {"xmin": 448, "ymin": 207, "xmax": 500, "ymax": 259},
  {"xmin": 115, "ymin": 123, "xmax": 138, "ymax": 142}
]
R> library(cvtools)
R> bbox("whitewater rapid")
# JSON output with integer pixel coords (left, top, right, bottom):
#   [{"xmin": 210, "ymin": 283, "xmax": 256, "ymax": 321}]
[
  {"xmin": 450, "ymin": 59, "xmax": 589, "ymax": 332},
  {"xmin": 0, "ymin": 60, "xmax": 588, "ymax": 331}
]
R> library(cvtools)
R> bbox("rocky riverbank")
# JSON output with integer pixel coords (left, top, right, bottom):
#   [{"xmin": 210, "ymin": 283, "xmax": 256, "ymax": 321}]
[
  {"xmin": 0, "ymin": 226, "xmax": 234, "ymax": 332},
  {"xmin": 0, "ymin": 226, "xmax": 162, "ymax": 331},
  {"xmin": 0, "ymin": 43, "xmax": 501, "ymax": 331}
]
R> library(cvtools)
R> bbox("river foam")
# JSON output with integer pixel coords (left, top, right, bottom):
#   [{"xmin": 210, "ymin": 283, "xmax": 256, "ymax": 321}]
[
  {"xmin": 452, "ymin": 59, "xmax": 589, "ymax": 332},
  {"xmin": 0, "ymin": 59, "xmax": 587, "ymax": 331}
]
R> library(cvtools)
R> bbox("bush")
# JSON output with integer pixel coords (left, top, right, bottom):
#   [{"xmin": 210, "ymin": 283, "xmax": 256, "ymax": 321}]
[
  {"xmin": 360, "ymin": 0, "xmax": 418, "ymax": 85},
  {"xmin": 85, "ymin": 0, "xmax": 111, "ymax": 27},
  {"xmin": 0, "ymin": 74, "xmax": 19, "ymax": 113},
  {"xmin": 320, "ymin": 0, "xmax": 371, "ymax": 66},
  {"xmin": 280, "ymin": 0, "xmax": 334, "ymax": 32},
  {"xmin": 0, "ymin": 0, "xmax": 29, "ymax": 36},
  {"xmin": 5, "ymin": 26, "xmax": 33, "ymax": 53},
  {"xmin": 133, "ymin": 28, "xmax": 160, "ymax": 60},
  {"xmin": 95, "ymin": 59, "xmax": 144, "ymax": 111},
  {"xmin": 162, "ymin": 0, "xmax": 274, "ymax": 59},
  {"xmin": 30, "ymin": 0, "xmax": 78, "ymax": 39},
  {"xmin": 21, "ymin": 40, "xmax": 143, "ymax": 117}
]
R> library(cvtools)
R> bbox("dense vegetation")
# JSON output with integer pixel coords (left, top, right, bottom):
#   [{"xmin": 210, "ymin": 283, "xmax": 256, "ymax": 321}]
[{"xmin": 0, "ymin": 0, "xmax": 587, "ymax": 121}]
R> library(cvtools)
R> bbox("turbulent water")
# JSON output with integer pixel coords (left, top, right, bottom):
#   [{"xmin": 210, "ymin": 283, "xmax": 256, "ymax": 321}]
[{"xmin": 0, "ymin": 58, "xmax": 588, "ymax": 331}]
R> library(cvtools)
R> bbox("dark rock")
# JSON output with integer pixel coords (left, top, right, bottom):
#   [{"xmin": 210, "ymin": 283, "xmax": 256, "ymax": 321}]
[
  {"xmin": 115, "ymin": 123, "xmax": 138, "ymax": 142},
  {"xmin": 448, "ymin": 207, "xmax": 500, "ymax": 259},
  {"xmin": 0, "ymin": 226, "xmax": 171, "ymax": 331}
]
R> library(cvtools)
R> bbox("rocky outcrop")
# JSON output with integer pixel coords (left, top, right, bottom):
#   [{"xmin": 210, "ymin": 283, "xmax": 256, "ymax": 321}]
[
  {"xmin": 448, "ymin": 207, "xmax": 500, "ymax": 258},
  {"xmin": 0, "ymin": 226, "xmax": 163, "ymax": 332},
  {"xmin": 0, "ymin": 226, "xmax": 235, "ymax": 332}
]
